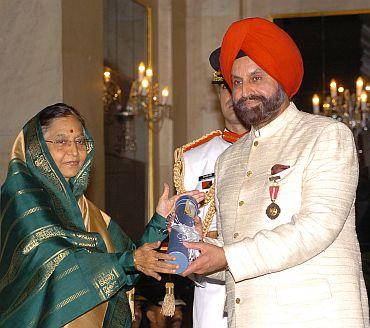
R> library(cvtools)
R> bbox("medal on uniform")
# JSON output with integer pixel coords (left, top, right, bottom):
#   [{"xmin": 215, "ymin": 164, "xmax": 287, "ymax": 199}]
[{"xmin": 266, "ymin": 178, "xmax": 281, "ymax": 220}]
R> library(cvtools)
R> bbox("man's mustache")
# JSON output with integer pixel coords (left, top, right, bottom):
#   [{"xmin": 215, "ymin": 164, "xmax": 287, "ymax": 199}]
[{"xmin": 234, "ymin": 94, "xmax": 267, "ymax": 106}]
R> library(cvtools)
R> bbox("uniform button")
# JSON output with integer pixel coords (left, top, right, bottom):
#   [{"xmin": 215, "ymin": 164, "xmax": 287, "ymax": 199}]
[
  {"xmin": 233, "ymin": 232, "xmax": 239, "ymax": 239},
  {"xmin": 246, "ymin": 170, "xmax": 253, "ymax": 177},
  {"xmin": 253, "ymin": 140, "xmax": 259, "ymax": 147},
  {"xmin": 235, "ymin": 298, "xmax": 241, "ymax": 304},
  {"xmin": 238, "ymin": 200, "xmax": 244, "ymax": 207}
]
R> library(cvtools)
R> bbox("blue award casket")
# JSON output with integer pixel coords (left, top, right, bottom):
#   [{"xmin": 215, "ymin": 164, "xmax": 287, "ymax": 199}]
[{"xmin": 166, "ymin": 195, "xmax": 199, "ymax": 274}]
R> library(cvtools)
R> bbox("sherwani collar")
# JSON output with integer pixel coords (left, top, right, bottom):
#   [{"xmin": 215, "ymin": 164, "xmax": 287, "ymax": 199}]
[{"xmin": 251, "ymin": 102, "xmax": 299, "ymax": 139}]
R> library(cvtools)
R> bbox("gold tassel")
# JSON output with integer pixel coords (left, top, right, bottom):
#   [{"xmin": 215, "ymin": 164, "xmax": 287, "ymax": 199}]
[
  {"xmin": 160, "ymin": 282, "xmax": 175, "ymax": 317},
  {"xmin": 126, "ymin": 287, "xmax": 135, "ymax": 322}
]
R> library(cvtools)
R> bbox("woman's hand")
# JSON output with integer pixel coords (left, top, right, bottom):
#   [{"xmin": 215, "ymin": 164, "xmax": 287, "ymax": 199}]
[
  {"xmin": 155, "ymin": 183, "xmax": 205, "ymax": 218},
  {"xmin": 134, "ymin": 241, "xmax": 178, "ymax": 280}
]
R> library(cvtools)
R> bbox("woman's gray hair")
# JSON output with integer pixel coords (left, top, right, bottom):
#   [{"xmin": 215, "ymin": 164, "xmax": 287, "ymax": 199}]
[{"xmin": 39, "ymin": 103, "xmax": 85, "ymax": 133}]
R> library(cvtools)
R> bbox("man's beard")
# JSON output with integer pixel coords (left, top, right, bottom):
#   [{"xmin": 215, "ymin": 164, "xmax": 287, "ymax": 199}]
[{"xmin": 233, "ymin": 85, "xmax": 286, "ymax": 128}]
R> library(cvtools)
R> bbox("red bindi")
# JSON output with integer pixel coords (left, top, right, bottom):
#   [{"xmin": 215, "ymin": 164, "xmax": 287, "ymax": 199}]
[{"xmin": 70, "ymin": 129, "xmax": 74, "ymax": 133}]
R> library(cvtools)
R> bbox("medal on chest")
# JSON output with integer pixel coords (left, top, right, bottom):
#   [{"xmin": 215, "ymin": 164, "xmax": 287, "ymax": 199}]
[
  {"xmin": 266, "ymin": 177, "xmax": 281, "ymax": 220},
  {"xmin": 198, "ymin": 173, "xmax": 215, "ymax": 191}
]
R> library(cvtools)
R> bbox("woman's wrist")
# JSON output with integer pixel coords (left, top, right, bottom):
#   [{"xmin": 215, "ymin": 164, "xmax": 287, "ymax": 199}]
[{"xmin": 133, "ymin": 249, "xmax": 138, "ymax": 270}]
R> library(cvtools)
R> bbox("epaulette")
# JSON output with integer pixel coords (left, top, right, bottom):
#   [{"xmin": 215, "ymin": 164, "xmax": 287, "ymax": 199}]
[
  {"xmin": 173, "ymin": 130, "xmax": 221, "ymax": 236},
  {"xmin": 182, "ymin": 130, "xmax": 222, "ymax": 153}
]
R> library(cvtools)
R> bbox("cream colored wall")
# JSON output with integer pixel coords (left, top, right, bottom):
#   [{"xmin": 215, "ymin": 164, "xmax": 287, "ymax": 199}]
[
  {"xmin": 62, "ymin": 0, "xmax": 105, "ymax": 209},
  {"xmin": 0, "ymin": 0, "xmax": 105, "ymax": 209},
  {"xmin": 184, "ymin": 1, "xmax": 241, "ymax": 142},
  {"xmin": 171, "ymin": 0, "xmax": 242, "ymax": 150},
  {"xmin": 0, "ymin": 0, "xmax": 63, "ymax": 184},
  {"xmin": 157, "ymin": 0, "xmax": 174, "ymax": 195}
]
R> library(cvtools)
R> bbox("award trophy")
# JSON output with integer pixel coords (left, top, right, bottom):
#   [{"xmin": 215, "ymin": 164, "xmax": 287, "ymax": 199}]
[{"xmin": 166, "ymin": 195, "xmax": 200, "ymax": 274}]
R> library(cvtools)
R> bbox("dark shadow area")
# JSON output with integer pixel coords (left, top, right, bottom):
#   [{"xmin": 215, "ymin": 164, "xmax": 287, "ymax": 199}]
[
  {"xmin": 274, "ymin": 13, "xmax": 370, "ymax": 113},
  {"xmin": 275, "ymin": 13, "xmax": 370, "ymax": 297}
]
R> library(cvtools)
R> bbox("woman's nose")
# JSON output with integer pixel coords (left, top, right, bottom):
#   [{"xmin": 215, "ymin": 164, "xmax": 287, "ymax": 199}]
[{"xmin": 66, "ymin": 141, "xmax": 79, "ymax": 155}]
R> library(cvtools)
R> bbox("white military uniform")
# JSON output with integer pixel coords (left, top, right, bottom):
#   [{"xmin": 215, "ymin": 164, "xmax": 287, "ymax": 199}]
[{"xmin": 174, "ymin": 129, "xmax": 245, "ymax": 328}]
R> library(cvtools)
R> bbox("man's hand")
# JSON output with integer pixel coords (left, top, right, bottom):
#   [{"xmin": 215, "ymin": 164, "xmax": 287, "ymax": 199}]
[
  {"xmin": 134, "ymin": 241, "xmax": 178, "ymax": 281},
  {"xmin": 193, "ymin": 216, "xmax": 202, "ymax": 236},
  {"xmin": 181, "ymin": 241, "xmax": 227, "ymax": 276}
]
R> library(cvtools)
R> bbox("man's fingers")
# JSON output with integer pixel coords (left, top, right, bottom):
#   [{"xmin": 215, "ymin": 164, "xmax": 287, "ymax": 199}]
[
  {"xmin": 183, "ymin": 241, "xmax": 204, "ymax": 250},
  {"xmin": 181, "ymin": 261, "xmax": 200, "ymax": 276}
]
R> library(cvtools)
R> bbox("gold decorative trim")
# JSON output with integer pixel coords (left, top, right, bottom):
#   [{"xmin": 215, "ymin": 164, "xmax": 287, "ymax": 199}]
[
  {"xmin": 22, "ymin": 226, "xmax": 66, "ymax": 255},
  {"xmin": 47, "ymin": 265, "xmax": 79, "ymax": 291},
  {"xmin": 9, "ymin": 158, "xmax": 26, "ymax": 166},
  {"xmin": 26, "ymin": 319, "xmax": 36, "ymax": 328},
  {"xmin": 53, "ymin": 289, "xmax": 89, "ymax": 312},
  {"xmin": 173, "ymin": 131, "xmax": 222, "ymax": 236},
  {"xmin": 183, "ymin": 130, "xmax": 222, "ymax": 153},
  {"xmin": 0, "ymin": 224, "xmax": 64, "ymax": 292},
  {"xmin": 40, "ymin": 288, "xmax": 90, "ymax": 323},
  {"xmin": 71, "ymin": 231, "xmax": 98, "ymax": 243},
  {"xmin": 268, "ymin": 8, "xmax": 370, "ymax": 21},
  {"xmin": 4, "ymin": 248, "xmax": 71, "ymax": 317},
  {"xmin": 201, "ymin": 188, "xmax": 216, "ymax": 236},
  {"xmin": 74, "ymin": 163, "xmax": 90, "ymax": 182},
  {"xmin": 1, "ymin": 188, "xmax": 44, "ymax": 223},
  {"xmin": 93, "ymin": 268, "xmax": 120, "ymax": 300},
  {"xmin": 0, "ymin": 206, "xmax": 52, "ymax": 263},
  {"xmin": 26, "ymin": 117, "xmax": 67, "ymax": 196},
  {"xmin": 126, "ymin": 287, "xmax": 135, "ymax": 321},
  {"xmin": 10, "ymin": 169, "xmax": 32, "ymax": 178},
  {"xmin": 173, "ymin": 147, "xmax": 185, "ymax": 196},
  {"xmin": 8, "ymin": 158, "xmax": 30, "ymax": 177}
]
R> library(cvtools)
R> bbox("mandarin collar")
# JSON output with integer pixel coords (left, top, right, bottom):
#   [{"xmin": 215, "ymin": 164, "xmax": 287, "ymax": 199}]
[
  {"xmin": 222, "ymin": 128, "xmax": 248, "ymax": 143},
  {"xmin": 250, "ymin": 102, "xmax": 299, "ymax": 139}
]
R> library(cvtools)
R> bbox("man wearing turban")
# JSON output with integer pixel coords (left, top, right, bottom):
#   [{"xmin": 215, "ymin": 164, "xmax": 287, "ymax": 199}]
[{"xmin": 183, "ymin": 17, "xmax": 369, "ymax": 327}]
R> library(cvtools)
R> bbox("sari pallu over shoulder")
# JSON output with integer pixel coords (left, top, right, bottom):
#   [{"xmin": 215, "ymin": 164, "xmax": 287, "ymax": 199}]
[{"xmin": 0, "ymin": 113, "xmax": 167, "ymax": 327}]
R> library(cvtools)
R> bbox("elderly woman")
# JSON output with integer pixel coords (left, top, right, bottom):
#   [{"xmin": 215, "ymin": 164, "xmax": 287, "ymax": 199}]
[{"xmin": 0, "ymin": 103, "xmax": 203, "ymax": 327}]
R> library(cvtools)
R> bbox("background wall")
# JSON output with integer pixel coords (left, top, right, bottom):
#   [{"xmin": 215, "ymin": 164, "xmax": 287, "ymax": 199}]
[
  {"xmin": 0, "ymin": 0, "xmax": 104, "ymax": 209},
  {"xmin": 62, "ymin": 0, "xmax": 105, "ymax": 209},
  {"xmin": 0, "ymin": 0, "xmax": 63, "ymax": 183},
  {"xmin": 171, "ymin": 0, "xmax": 242, "ymax": 149}
]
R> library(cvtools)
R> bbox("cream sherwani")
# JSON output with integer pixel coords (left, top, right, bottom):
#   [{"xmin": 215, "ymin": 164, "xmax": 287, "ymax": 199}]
[
  {"xmin": 183, "ymin": 135, "xmax": 230, "ymax": 328},
  {"xmin": 214, "ymin": 103, "xmax": 369, "ymax": 327}
]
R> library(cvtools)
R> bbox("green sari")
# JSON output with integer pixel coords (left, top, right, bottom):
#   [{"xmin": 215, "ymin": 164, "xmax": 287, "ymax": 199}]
[{"xmin": 0, "ymin": 112, "xmax": 167, "ymax": 327}]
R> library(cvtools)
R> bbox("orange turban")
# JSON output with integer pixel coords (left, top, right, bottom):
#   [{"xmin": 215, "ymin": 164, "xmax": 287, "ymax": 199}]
[{"xmin": 220, "ymin": 17, "xmax": 304, "ymax": 98}]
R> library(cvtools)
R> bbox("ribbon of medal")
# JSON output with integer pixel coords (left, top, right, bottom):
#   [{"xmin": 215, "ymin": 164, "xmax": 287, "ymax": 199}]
[{"xmin": 266, "ymin": 177, "xmax": 281, "ymax": 219}]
